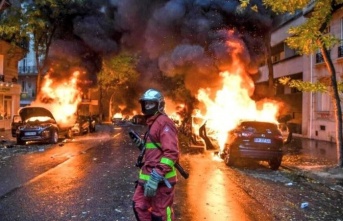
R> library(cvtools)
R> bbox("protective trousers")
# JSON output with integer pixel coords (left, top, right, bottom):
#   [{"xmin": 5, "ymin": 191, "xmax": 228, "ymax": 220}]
[{"xmin": 132, "ymin": 184, "xmax": 175, "ymax": 221}]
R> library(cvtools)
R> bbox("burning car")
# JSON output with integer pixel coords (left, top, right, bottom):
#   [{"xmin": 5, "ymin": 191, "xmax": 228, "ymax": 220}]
[
  {"xmin": 71, "ymin": 115, "xmax": 93, "ymax": 135},
  {"xmin": 220, "ymin": 120, "xmax": 285, "ymax": 170},
  {"xmin": 12, "ymin": 106, "xmax": 73, "ymax": 145}
]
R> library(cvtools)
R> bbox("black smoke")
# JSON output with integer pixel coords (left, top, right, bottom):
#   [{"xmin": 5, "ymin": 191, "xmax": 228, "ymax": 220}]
[{"xmin": 47, "ymin": 0, "xmax": 273, "ymax": 113}]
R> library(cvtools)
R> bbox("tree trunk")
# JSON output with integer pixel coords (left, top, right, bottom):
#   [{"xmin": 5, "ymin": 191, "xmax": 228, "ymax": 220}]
[
  {"xmin": 265, "ymin": 32, "xmax": 274, "ymax": 97},
  {"xmin": 320, "ymin": 43, "xmax": 343, "ymax": 167},
  {"xmin": 98, "ymin": 84, "xmax": 103, "ymax": 124},
  {"xmin": 35, "ymin": 53, "xmax": 42, "ymax": 96}
]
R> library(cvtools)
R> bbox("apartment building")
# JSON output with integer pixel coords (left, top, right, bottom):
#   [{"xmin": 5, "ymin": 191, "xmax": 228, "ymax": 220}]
[
  {"xmin": 17, "ymin": 34, "xmax": 37, "ymax": 107},
  {"xmin": 0, "ymin": 40, "xmax": 26, "ymax": 130},
  {"xmin": 258, "ymin": 5, "xmax": 343, "ymax": 142}
]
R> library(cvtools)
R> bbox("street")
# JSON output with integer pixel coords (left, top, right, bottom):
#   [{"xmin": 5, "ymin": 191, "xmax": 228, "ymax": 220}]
[{"xmin": 0, "ymin": 123, "xmax": 342, "ymax": 221}]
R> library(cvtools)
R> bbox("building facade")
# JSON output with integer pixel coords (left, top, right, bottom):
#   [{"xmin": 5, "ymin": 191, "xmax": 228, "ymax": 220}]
[
  {"xmin": 17, "ymin": 34, "xmax": 38, "ymax": 107},
  {"xmin": 258, "ymin": 5, "xmax": 343, "ymax": 142},
  {"xmin": 0, "ymin": 40, "xmax": 26, "ymax": 130}
]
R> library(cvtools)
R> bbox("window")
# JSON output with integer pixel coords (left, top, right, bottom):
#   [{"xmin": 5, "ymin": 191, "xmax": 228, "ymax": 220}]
[
  {"xmin": 339, "ymin": 18, "xmax": 343, "ymax": 57},
  {"xmin": 317, "ymin": 93, "xmax": 330, "ymax": 111},
  {"xmin": 316, "ymin": 51, "xmax": 324, "ymax": 63},
  {"xmin": 4, "ymin": 96, "xmax": 12, "ymax": 120}
]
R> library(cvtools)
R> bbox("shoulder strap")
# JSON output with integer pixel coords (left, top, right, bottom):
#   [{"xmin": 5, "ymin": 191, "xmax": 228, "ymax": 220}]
[
  {"xmin": 146, "ymin": 114, "xmax": 163, "ymax": 150},
  {"xmin": 147, "ymin": 132, "xmax": 162, "ymax": 150}
]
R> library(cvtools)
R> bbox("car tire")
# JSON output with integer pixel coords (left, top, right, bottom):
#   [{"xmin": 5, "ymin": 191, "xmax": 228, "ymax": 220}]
[
  {"xmin": 224, "ymin": 149, "xmax": 235, "ymax": 166},
  {"xmin": 16, "ymin": 136, "xmax": 25, "ymax": 145},
  {"xmin": 268, "ymin": 157, "xmax": 282, "ymax": 170},
  {"xmin": 50, "ymin": 130, "xmax": 59, "ymax": 144}
]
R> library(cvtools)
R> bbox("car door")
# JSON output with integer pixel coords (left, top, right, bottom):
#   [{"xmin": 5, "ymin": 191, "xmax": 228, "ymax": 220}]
[{"xmin": 11, "ymin": 115, "xmax": 22, "ymax": 137}]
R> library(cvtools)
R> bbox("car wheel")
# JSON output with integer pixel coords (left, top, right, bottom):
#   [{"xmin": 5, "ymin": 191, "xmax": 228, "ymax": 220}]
[
  {"xmin": 16, "ymin": 136, "xmax": 25, "ymax": 145},
  {"xmin": 268, "ymin": 157, "xmax": 282, "ymax": 170},
  {"xmin": 224, "ymin": 149, "xmax": 235, "ymax": 166},
  {"xmin": 50, "ymin": 130, "xmax": 58, "ymax": 144}
]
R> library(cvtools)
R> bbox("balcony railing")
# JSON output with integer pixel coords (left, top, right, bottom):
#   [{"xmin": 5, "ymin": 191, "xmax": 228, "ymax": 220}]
[{"xmin": 18, "ymin": 66, "xmax": 38, "ymax": 74}]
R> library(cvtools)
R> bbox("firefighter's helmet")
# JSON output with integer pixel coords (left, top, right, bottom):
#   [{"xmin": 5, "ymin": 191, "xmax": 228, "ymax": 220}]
[{"xmin": 139, "ymin": 89, "xmax": 165, "ymax": 116}]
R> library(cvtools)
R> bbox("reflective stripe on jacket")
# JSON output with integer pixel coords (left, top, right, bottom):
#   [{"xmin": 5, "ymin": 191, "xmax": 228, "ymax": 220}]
[{"xmin": 138, "ymin": 113, "xmax": 179, "ymax": 185}]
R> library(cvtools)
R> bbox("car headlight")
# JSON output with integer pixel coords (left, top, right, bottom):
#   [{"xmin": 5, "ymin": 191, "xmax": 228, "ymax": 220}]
[{"xmin": 41, "ymin": 130, "xmax": 51, "ymax": 138}]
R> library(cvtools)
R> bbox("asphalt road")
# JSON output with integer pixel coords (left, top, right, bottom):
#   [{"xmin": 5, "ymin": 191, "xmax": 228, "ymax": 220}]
[
  {"xmin": 0, "ymin": 124, "xmax": 273, "ymax": 221},
  {"xmin": 0, "ymin": 123, "xmax": 342, "ymax": 221}
]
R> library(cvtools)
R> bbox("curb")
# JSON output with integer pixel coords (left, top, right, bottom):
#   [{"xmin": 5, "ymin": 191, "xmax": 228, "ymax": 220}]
[{"xmin": 281, "ymin": 165, "xmax": 343, "ymax": 194}]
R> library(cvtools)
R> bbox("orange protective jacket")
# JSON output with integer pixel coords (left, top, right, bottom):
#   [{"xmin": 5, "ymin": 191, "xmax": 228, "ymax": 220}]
[{"xmin": 138, "ymin": 113, "xmax": 179, "ymax": 185}]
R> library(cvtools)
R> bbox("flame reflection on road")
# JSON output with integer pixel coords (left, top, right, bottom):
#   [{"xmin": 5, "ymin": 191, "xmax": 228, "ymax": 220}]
[{"xmin": 186, "ymin": 152, "xmax": 257, "ymax": 221}]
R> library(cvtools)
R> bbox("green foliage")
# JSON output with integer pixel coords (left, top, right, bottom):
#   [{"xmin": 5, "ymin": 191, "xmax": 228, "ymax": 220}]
[
  {"xmin": 1, "ymin": 0, "xmax": 89, "ymax": 58},
  {"xmin": 279, "ymin": 77, "xmax": 327, "ymax": 92},
  {"xmin": 98, "ymin": 53, "xmax": 140, "ymax": 90},
  {"xmin": 0, "ymin": 5, "xmax": 28, "ymax": 46},
  {"xmin": 262, "ymin": 0, "xmax": 308, "ymax": 13},
  {"xmin": 241, "ymin": 0, "xmax": 342, "ymax": 55}
]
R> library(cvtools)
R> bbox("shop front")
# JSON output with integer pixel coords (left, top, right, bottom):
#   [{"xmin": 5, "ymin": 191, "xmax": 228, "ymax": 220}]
[{"xmin": 0, "ymin": 83, "xmax": 20, "ymax": 130}]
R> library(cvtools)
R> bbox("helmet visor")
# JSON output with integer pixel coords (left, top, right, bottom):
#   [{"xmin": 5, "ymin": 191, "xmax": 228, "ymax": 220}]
[{"xmin": 144, "ymin": 101, "xmax": 157, "ymax": 110}]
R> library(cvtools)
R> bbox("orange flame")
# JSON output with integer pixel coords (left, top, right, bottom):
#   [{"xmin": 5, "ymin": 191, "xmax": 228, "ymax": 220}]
[
  {"xmin": 194, "ymin": 34, "xmax": 281, "ymax": 151},
  {"xmin": 31, "ymin": 71, "xmax": 82, "ymax": 127}
]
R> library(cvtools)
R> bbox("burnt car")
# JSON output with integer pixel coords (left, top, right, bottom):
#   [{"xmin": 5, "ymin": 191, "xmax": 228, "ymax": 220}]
[
  {"xmin": 12, "ymin": 106, "xmax": 73, "ymax": 145},
  {"xmin": 89, "ymin": 115, "xmax": 96, "ymax": 133},
  {"xmin": 220, "ymin": 121, "xmax": 285, "ymax": 170},
  {"xmin": 112, "ymin": 117, "xmax": 126, "ymax": 126},
  {"xmin": 71, "ymin": 115, "xmax": 90, "ymax": 135}
]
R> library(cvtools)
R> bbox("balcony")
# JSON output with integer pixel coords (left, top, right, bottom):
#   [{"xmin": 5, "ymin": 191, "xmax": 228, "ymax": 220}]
[{"xmin": 18, "ymin": 66, "xmax": 38, "ymax": 75}]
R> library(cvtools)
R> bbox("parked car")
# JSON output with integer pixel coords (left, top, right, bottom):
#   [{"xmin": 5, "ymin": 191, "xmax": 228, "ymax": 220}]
[
  {"xmin": 220, "ymin": 121, "xmax": 285, "ymax": 170},
  {"xmin": 71, "ymin": 115, "xmax": 90, "ymax": 135},
  {"xmin": 112, "ymin": 117, "xmax": 126, "ymax": 126},
  {"xmin": 12, "ymin": 106, "xmax": 73, "ymax": 145},
  {"xmin": 88, "ymin": 115, "xmax": 96, "ymax": 133}
]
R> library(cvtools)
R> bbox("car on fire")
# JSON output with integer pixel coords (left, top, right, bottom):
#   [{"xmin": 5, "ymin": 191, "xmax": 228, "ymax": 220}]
[
  {"xmin": 11, "ymin": 106, "xmax": 73, "ymax": 145},
  {"xmin": 71, "ymin": 115, "xmax": 96, "ymax": 135},
  {"xmin": 220, "ymin": 120, "xmax": 286, "ymax": 170}
]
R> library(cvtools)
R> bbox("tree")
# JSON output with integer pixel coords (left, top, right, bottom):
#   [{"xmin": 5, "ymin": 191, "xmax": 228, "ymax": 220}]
[
  {"xmin": 0, "ymin": 0, "xmax": 92, "ymax": 94},
  {"xmin": 248, "ymin": 0, "xmax": 343, "ymax": 167},
  {"xmin": 97, "ymin": 52, "xmax": 140, "ymax": 120}
]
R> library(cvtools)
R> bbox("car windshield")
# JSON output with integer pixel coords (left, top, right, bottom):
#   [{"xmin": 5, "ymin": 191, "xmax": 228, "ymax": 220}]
[{"xmin": 240, "ymin": 121, "xmax": 278, "ymax": 132}]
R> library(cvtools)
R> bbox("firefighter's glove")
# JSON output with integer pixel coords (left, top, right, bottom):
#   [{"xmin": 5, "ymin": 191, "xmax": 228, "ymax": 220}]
[
  {"xmin": 133, "ymin": 137, "xmax": 143, "ymax": 147},
  {"xmin": 144, "ymin": 169, "xmax": 163, "ymax": 197}
]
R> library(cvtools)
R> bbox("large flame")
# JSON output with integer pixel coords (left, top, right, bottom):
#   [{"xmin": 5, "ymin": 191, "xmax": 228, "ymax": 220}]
[
  {"xmin": 194, "ymin": 36, "xmax": 281, "ymax": 151},
  {"xmin": 31, "ymin": 71, "xmax": 82, "ymax": 127}
]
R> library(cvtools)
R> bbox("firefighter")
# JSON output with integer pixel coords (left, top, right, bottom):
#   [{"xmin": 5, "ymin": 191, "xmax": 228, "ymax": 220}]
[{"xmin": 132, "ymin": 88, "xmax": 179, "ymax": 221}]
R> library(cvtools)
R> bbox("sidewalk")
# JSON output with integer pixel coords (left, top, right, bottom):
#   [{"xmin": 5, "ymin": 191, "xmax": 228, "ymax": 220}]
[
  {"xmin": 0, "ymin": 129, "xmax": 15, "ymax": 145},
  {"xmin": 282, "ymin": 136, "xmax": 343, "ymax": 190}
]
